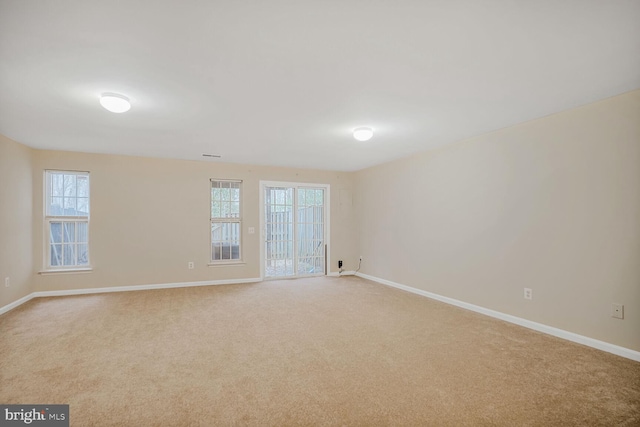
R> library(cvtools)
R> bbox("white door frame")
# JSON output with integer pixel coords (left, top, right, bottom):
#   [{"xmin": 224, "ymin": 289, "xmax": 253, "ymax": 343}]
[{"xmin": 259, "ymin": 181, "xmax": 330, "ymax": 280}]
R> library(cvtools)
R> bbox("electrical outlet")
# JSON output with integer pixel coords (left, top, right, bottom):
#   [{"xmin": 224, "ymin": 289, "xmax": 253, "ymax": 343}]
[
  {"xmin": 524, "ymin": 288, "xmax": 533, "ymax": 300},
  {"xmin": 338, "ymin": 260, "xmax": 343, "ymax": 268},
  {"xmin": 188, "ymin": 262, "xmax": 194, "ymax": 270},
  {"xmin": 248, "ymin": 227, "xmax": 255, "ymax": 234},
  {"xmin": 611, "ymin": 303, "xmax": 624, "ymax": 319},
  {"xmin": 4, "ymin": 277, "xmax": 9, "ymax": 288}
]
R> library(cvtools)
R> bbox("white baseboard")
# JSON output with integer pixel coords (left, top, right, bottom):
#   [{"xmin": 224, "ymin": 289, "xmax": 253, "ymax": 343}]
[
  {"xmin": 0, "ymin": 293, "xmax": 36, "ymax": 316},
  {"xmin": 356, "ymin": 272, "xmax": 640, "ymax": 362},
  {"xmin": 33, "ymin": 277, "xmax": 262, "ymax": 298},
  {"xmin": 0, "ymin": 277, "xmax": 262, "ymax": 314}
]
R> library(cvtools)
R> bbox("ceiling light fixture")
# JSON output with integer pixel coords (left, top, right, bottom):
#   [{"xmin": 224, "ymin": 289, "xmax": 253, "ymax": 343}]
[
  {"xmin": 353, "ymin": 127, "xmax": 373, "ymax": 141},
  {"xmin": 100, "ymin": 93, "xmax": 131, "ymax": 113}
]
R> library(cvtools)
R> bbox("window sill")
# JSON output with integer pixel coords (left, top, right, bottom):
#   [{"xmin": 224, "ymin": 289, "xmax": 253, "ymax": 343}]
[
  {"xmin": 39, "ymin": 268, "xmax": 93, "ymax": 275},
  {"xmin": 207, "ymin": 262, "xmax": 246, "ymax": 267}
]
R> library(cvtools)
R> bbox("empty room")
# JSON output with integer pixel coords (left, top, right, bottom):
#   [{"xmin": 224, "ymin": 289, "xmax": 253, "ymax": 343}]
[{"xmin": 1, "ymin": 1, "xmax": 639, "ymax": 425}]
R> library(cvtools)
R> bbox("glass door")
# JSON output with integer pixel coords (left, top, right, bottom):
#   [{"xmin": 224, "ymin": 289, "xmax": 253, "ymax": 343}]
[
  {"xmin": 263, "ymin": 184, "xmax": 327, "ymax": 279},
  {"xmin": 264, "ymin": 186, "xmax": 295, "ymax": 277},
  {"xmin": 296, "ymin": 188, "xmax": 325, "ymax": 276}
]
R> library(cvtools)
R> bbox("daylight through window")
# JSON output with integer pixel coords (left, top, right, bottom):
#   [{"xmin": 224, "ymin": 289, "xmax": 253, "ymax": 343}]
[
  {"xmin": 211, "ymin": 179, "xmax": 242, "ymax": 262},
  {"xmin": 45, "ymin": 170, "xmax": 90, "ymax": 269}
]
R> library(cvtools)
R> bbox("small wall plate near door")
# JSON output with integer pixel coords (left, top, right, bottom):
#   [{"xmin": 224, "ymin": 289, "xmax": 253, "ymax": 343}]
[
  {"xmin": 611, "ymin": 304, "xmax": 624, "ymax": 319},
  {"xmin": 524, "ymin": 288, "xmax": 533, "ymax": 300}
]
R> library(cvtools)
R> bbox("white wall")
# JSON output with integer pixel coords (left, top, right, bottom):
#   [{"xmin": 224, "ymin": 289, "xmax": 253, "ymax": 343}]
[{"xmin": 354, "ymin": 90, "xmax": 640, "ymax": 351}]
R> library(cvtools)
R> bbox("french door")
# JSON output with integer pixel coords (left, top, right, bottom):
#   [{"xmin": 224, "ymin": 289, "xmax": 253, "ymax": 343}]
[{"xmin": 261, "ymin": 182, "xmax": 329, "ymax": 279}]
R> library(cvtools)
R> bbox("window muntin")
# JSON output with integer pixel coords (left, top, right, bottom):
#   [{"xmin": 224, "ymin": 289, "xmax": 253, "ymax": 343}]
[
  {"xmin": 211, "ymin": 180, "xmax": 242, "ymax": 262},
  {"xmin": 45, "ymin": 171, "xmax": 90, "ymax": 269}
]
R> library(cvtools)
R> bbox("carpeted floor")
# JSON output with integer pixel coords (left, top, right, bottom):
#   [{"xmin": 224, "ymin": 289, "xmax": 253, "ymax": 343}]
[{"xmin": 1, "ymin": 276, "xmax": 639, "ymax": 426}]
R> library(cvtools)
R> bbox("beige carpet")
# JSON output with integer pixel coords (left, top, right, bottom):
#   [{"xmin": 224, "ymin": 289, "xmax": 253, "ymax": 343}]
[{"xmin": 1, "ymin": 276, "xmax": 639, "ymax": 426}]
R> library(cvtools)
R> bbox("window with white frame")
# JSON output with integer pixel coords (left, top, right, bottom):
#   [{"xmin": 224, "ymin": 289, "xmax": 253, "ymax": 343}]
[
  {"xmin": 45, "ymin": 170, "xmax": 90, "ymax": 269},
  {"xmin": 211, "ymin": 179, "xmax": 242, "ymax": 263}
]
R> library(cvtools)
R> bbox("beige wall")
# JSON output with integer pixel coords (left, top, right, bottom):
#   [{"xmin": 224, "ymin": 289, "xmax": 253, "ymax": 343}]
[
  {"xmin": 0, "ymin": 134, "xmax": 33, "ymax": 307},
  {"xmin": 355, "ymin": 90, "xmax": 640, "ymax": 351},
  {"xmin": 30, "ymin": 151, "xmax": 356, "ymax": 291}
]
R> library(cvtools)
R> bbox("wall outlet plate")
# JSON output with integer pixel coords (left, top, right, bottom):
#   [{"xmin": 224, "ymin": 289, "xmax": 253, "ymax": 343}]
[
  {"xmin": 188, "ymin": 262, "xmax": 194, "ymax": 270},
  {"xmin": 524, "ymin": 288, "xmax": 533, "ymax": 300},
  {"xmin": 611, "ymin": 303, "xmax": 624, "ymax": 319}
]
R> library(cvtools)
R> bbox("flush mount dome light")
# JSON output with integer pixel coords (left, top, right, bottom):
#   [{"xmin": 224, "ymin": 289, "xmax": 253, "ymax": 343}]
[
  {"xmin": 353, "ymin": 127, "xmax": 373, "ymax": 141},
  {"xmin": 100, "ymin": 93, "xmax": 131, "ymax": 113}
]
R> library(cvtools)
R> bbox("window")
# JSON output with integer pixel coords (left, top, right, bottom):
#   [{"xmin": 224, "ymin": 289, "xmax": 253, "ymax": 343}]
[
  {"xmin": 45, "ymin": 170, "xmax": 90, "ymax": 269},
  {"xmin": 211, "ymin": 179, "xmax": 242, "ymax": 263}
]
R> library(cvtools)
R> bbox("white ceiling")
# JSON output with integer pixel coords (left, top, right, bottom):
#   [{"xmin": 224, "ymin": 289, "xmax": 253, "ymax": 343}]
[{"xmin": 1, "ymin": 1, "xmax": 639, "ymax": 172}]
